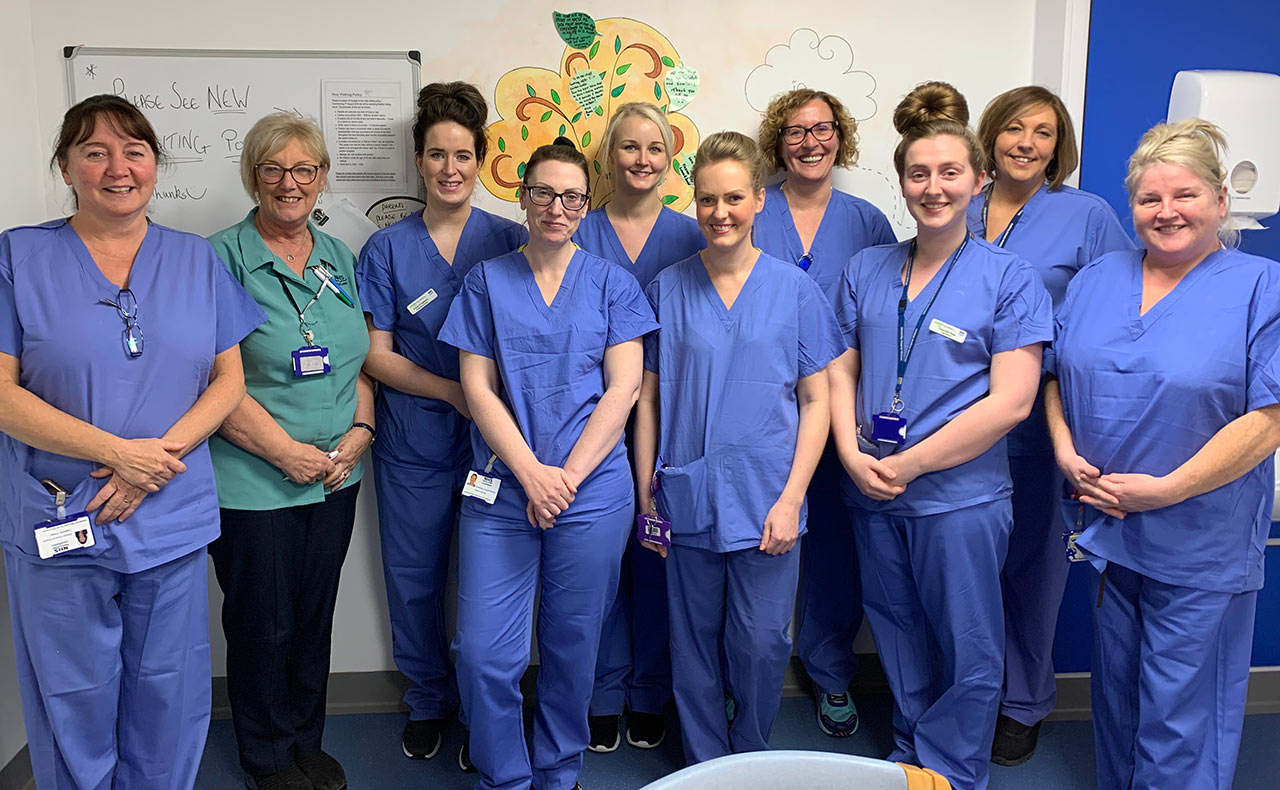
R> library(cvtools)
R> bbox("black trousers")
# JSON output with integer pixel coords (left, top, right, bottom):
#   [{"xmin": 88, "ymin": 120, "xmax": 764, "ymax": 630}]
[{"xmin": 209, "ymin": 483, "xmax": 359, "ymax": 777}]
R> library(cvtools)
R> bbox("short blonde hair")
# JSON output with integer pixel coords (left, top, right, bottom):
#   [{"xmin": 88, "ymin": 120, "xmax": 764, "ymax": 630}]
[
  {"xmin": 977, "ymin": 86, "xmax": 1078, "ymax": 189},
  {"xmin": 691, "ymin": 131, "xmax": 768, "ymax": 193},
  {"xmin": 758, "ymin": 89, "xmax": 859, "ymax": 172},
  {"xmin": 240, "ymin": 113, "xmax": 330, "ymax": 204},
  {"xmin": 601, "ymin": 102, "xmax": 675, "ymax": 185},
  {"xmin": 1126, "ymin": 118, "xmax": 1234, "ymax": 245}
]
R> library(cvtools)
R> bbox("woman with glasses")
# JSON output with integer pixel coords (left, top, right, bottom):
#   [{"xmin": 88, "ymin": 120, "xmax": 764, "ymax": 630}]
[
  {"xmin": 575, "ymin": 102, "xmax": 704, "ymax": 754},
  {"xmin": 207, "ymin": 113, "xmax": 372, "ymax": 790},
  {"xmin": 439, "ymin": 137, "xmax": 656, "ymax": 790},
  {"xmin": 753, "ymin": 89, "xmax": 896, "ymax": 738},
  {"xmin": 356, "ymin": 81, "xmax": 526, "ymax": 765},
  {"xmin": 0, "ymin": 94, "xmax": 264, "ymax": 789}
]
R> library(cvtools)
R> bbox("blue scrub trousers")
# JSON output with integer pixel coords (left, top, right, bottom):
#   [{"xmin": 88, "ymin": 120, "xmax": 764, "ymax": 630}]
[
  {"xmin": 666, "ymin": 543, "xmax": 802, "ymax": 765},
  {"xmin": 998, "ymin": 450, "xmax": 1069, "ymax": 725},
  {"xmin": 5, "ymin": 547, "xmax": 211, "ymax": 790},
  {"xmin": 852, "ymin": 498, "xmax": 1011, "ymax": 790},
  {"xmin": 454, "ymin": 502, "xmax": 632, "ymax": 790},
  {"xmin": 372, "ymin": 452, "xmax": 463, "ymax": 721},
  {"xmin": 591, "ymin": 536, "xmax": 671, "ymax": 716},
  {"xmin": 796, "ymin": 443, "xmax": 862, "ymax": 696},
  {"xmin": 1092, "ymin": 562, "xmax": 1255, "ymax": 790}
]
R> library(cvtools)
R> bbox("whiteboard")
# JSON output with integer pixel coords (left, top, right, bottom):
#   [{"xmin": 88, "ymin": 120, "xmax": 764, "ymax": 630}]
[{"xmin": 66, "ymin": 47, "xmax": 421, "ymax": 246}]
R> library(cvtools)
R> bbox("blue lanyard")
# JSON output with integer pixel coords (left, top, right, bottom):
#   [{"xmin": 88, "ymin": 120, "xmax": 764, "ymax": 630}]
[
  {"xmin": 893, "ymin": 234, "xmax": 970, "ymax": 412},
  {"xmin": 980, "ymin": 185, "xmax": 1025, "ymax": 248}
]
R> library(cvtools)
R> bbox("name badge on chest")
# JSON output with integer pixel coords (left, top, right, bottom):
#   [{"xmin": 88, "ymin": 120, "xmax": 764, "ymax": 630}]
[
  {"xmin": 407, "ymin": 288, "xmax": 438, "ymax": 315},
  {"xmin": 292, "ymin": 345, "xmax": 331, "ymax": 377},
  {"xmin": 33, "ymin": 512, "xmax": 95, "ymax": 559}
]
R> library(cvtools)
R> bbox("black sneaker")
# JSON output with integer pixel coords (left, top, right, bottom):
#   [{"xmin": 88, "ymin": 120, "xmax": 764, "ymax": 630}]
[
  {"xmin": 990, "ymin": 714, "xmax": 1041, "ymax": 766},
  {"xmin": 625, "ymin": 711, "xmax": 665, "ymax": 749},
  {"xmin": 401, "ymin": 718, "xmax": 443, "ymax": 760},
  {"xmin": 295, "ymin": 751, "xmax": 347, "ymax": 790},
  {"xmin": 587, "ymin": 714, "xmax": 621, "ymax": 753},
  {"xmin": 245, "ymin": 765, "xmax": 312, "ymax": 790},
  {"xmin": 459, "ymin": 734, "xmax": 477, "ymax": 773}
]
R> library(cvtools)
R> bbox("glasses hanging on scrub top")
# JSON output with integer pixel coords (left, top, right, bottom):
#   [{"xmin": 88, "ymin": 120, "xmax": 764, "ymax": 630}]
[{"xmin": 99, "ymin": 288, "xmax": 144, "ymax": 358}]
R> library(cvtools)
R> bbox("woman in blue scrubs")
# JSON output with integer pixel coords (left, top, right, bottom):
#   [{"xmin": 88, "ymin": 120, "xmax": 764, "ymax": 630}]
[
  {"xmin": 1045, "ymin": 119, "xmax": 1280, "ymax": 790},
  {"xmin": 754, "ymin": 88, "xmax": 897, "ymax": 738},
  {"xmin": 357, "ymin": 81, "xmax": 526, "ymax": 763},
  {"xmin": 576, "ymin": 102, "xmax": 703, "ymax": 754},
  {"xmin": 635, "ymin": 131, "xmax": 844, "ymax": 765},
  {"xmin": 0, "ymin": 95, "xmax": 263, "ymax": 790},
  {"xmin": 968, "ymin": 85, "xmax": 1134, "ymax": 765},
  {"xmin": 439, "ymin": 138, "xmax": 656, "ymax": 790},
  {"xmin": 829, "ymin": 82, "xmax": 1051, "ymax": 790}
]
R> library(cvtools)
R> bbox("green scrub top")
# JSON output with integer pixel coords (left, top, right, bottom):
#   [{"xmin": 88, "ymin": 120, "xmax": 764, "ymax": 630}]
[{"xmin": 208, "ymin": 209, "xmax": 370, "ymax": 510}]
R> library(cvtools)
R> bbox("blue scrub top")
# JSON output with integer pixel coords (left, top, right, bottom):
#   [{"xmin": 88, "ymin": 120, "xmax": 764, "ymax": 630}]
[
  {"xmin": 1047, "ymin": 248, "xmax": 1280, "ymax": 593},
  {"xmin": 0, "ymin": 219, "xmax": 266, "ymax": 572},
  {"xmin": 356, "ymin": 208, "xmax": 526, "ymax": 469},
  {"xmin": 645, "ymin": 253, "xmax": 845, "ymax": 552},
  {"xmin": 439, "ymin": 248, "xmax": 658, "ymax": 523},
  {"xmin": 754, "ymin": 183, "xmax": 897, "ymax": 304},
  {"xmin": 574, "ymin": 206, "xmax": 705, "ymax": 289},
  {"xmin": 836, "ymin": 238, "xmax": 1053, "ymax": 516}
]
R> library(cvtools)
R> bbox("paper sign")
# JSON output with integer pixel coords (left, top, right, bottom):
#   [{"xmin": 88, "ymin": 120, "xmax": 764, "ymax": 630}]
[
  {"xmin": 664, "ymin": 65, "xmax": 699, "ymax": 112},
  {"xmin": 676, "ymin": 152, "xmax": 696, "ymax": 186},
  {"xmin": 570, "ymin": 69, "xmax": 605, "ymax": 115},
  {"xmin": 553, "ymin": 11, "xmax": 598, "ymax": 49}
]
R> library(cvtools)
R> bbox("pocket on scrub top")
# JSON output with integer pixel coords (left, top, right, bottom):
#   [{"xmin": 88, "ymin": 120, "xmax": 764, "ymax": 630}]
[
  {"xmin": 654, "ymin": 457, "xmax": 711, "ymax": 538},
  {"xmin": 9, "ymin": 471, "xmax": 111, "ymax": 561}
]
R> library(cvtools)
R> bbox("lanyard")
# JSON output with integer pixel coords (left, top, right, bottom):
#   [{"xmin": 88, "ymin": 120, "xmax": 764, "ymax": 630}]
[
  {"xmin": 892, "ymin": 234, "xmax": 970, "ymax": 413},
  {"xmin": 980, "ymin": 185, "xmax": 1026, "ymax": 248},
  {"xmin": 274, "ymin": 269, "xmax": 327, "ymax": 345}
]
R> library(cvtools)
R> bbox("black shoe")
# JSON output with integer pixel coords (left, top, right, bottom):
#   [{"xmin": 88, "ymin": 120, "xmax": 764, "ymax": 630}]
[
  {"xmin": 295, "ymin": 751, "xmax": 347, "ymax": 790},
  {"xmin": 402, "ymin": 718, "xmax": 443, "ymax": 759},
  {"xmin": 625, "ymin": 711, "xmax": 665, "ymax": 749},
  {"xmin": 587, "ymin": 714, "xmax": 621, "ymax": 753},
  {"xmin": 247, "ymin": 764, "xmax": 313, "ymax": 790},
  {"xmin": 458, "ymin": 734, "xmax": 477, "ymax": 773},
  {"xmin": 991, "ymin": 715, "xmax": 1041, "ymax": 766}
]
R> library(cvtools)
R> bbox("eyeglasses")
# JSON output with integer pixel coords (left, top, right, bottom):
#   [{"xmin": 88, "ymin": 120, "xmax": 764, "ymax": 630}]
[
  {"xmin": 98, "ymin": 288, "xmax": 144, "ymax": 358},
  {"xmin": 797, "ymin": 252, "xmax": 814, "ymax": 271},
  {"xmin": 523, "ymin": 185, "xmax": 589, "ymax": 211},
  {"xmin": 781, "ymin": 122, "xmax": 837, "ymax": 146},
  {"xmin": 256, "ymin": 163, "xmax": 321, "ymax": 185}
]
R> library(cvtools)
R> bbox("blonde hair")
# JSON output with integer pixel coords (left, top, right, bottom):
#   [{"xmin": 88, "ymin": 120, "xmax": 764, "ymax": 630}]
[
  {"xmin": 891, "ymin": 81, "xmax": 985, "ymax": 179},
  {"xmin": 757, "ymin": 89, "xmax": 859, "ymax": 172},
  {"xmin": 977, "ymin": 85, "xmax": 1078, "ymax": 188},
  {"xmin": 691, "ymin": 131, "xmax": 768, "ymax": 192},
  {"xmin": 240, "ymin": 113, "xmax": 330, "ymax": 204},
  {"xmin": 601, "ymin": 103, "xmax": 675, "ymax": 186},
  {"xmin": 1126, "ymin": 118, "xmax": 1234, "ymax": 245}
]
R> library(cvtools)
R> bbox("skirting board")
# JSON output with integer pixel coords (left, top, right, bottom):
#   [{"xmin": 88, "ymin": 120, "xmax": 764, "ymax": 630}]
[{"xmin": 5, "ymin": 661, "xmax": 1280, "ymax": 790}]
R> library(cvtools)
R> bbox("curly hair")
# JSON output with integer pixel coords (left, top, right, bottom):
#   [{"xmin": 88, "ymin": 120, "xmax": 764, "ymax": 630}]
[{"xmin": 757, "ymin": 89, "xmax": 859, "ymax": 173}]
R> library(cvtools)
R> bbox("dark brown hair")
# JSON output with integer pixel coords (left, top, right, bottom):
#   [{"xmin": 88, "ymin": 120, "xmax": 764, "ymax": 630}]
[
  {"xmin": 50, "ymin": 94, "xmax": 163, "ymax": 171},
  {"xmin": 413, "ymin": 82, "xmax": 490, "ymax": 162},
  {"xmin": 523, "ymin": 137, "xmax": 590, "ymax": 190}
]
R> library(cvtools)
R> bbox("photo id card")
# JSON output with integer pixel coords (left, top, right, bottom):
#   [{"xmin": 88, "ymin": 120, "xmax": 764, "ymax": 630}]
[
  {"xmin": 636, "ymin": 512, "xmax": 672, "ymax": 548},
  {"xmin": 462, "ymin": 470, "xmax": 501, "ymax": 504},
  {"xmin": 33, "ymin": 512, "xmax": 95, "ymax": 559},
  {"xmin": 292, "ymin": 345, "xmax": 331, "ymax": 377},
  {"xmin": 870, "ymin": 412, "xmax": 908, "ymax": 445}
]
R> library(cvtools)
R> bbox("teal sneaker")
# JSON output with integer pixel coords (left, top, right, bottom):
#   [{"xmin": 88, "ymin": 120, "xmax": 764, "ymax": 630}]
[{"xmin": 817, "ymin": 692, "xmax": 858, "ymax": 737}]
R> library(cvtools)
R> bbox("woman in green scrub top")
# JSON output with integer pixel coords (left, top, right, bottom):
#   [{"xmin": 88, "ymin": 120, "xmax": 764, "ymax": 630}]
[{"xmin": 206, "ymin": 112, "xmax": 373, "ymax": 790}]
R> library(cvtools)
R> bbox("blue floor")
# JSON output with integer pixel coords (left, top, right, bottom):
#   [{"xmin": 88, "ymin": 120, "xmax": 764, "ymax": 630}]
[{"xmin": 196, "ymin": 695, "xmax": 1280, "ymax": 788}]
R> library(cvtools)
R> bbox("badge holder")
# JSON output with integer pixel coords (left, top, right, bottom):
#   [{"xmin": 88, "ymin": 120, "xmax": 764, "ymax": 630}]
[
  {"xmin": 462, "ymin": 454, "xmax": 502, "ymax": 505},
  {"xmin": 292, "ymin": 342, "xmax": 331, "ymax": 377},
  {"xmin": 32, "ymin": 478, "xmax": 94, "ymax": 559},
  {"xmin": 637, "ymin": 470, "xmax": 672, "ymax": 548},
  {"xmin": 870, "ymin": 397, "xmax": 908, "ymax": 445},
  {"xmin": 1063, "ymin": 500, "xmax": 1087, "ymax": 563}
]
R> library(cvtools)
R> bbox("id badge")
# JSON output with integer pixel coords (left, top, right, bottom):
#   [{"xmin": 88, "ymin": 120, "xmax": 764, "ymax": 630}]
[
  {"xmin": 1063, "ymin": 530, "xmax": 1087, "ymax": 563},
  {"xmin": 870, "ymin": 412, "xmax": 908, "ymax": 445},
  {"xmin": 636, "ymin": 512, "xmax": 672, "ymax": 548},
  {"xmin": 33, "ymin": 512, "xmax": 95, "ymax": 559},
  {"xmin": 462, "ymin": 470, "xmax": 501, "ymax": 504},
  {"xmin": 292, "ymin": 346, "xmax": 331, "ymax": 377}
]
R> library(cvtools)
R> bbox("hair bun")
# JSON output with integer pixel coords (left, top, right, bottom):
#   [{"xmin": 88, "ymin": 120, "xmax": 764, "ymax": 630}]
[
  {"xmin": 552, "ymin": 136, "xmax": 577, "ymax": 150},
  {"xmin": 416, "ymin": 82, "xmax": 487, "ymax": 127},
  {"xmin": 893, "ymin": 81, "xmax": 970, "ymax": 135}
]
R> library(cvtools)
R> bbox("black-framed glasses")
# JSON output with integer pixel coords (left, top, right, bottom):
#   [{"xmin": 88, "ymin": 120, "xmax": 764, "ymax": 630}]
[
  {"xmin": 797, "ymin": 252, "xmax": 814, "ymax": 271},
  {"xmin": 256, "ymin": 163, "xmax": 321, "ymax": 185},
  {"xmin": 781, "ymin": 122, "xmax": 837, "ymax": 146},
  {"xmin": 98, "ymin": 288, "xmax": 144, "ymax": 358},
  {"xmin": 523, "ymin": 184, "xmax": 589, "ymax": 211}
]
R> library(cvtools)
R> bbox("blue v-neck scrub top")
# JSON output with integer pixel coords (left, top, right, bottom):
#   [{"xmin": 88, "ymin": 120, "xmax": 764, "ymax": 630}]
[
  {"xmin": 574, "ymin": 206, "xmax": 705, "ymax": 289},
  {"xmin": 1047, "ymin": 248, "xmax": 1280, "ymax": 593},
  {"xmin": 438, "ymin": 248, "xmax": 659, "ymax": 523},
  {"xmin": 0, "ymin": 219, "xmax": 266, "ymax": 571}
]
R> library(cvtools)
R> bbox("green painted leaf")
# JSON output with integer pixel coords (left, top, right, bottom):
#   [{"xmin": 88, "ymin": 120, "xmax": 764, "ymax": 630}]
[
  {"xmin": 552, "ymin": 11, "xmax": 598, "ymax": 50},
  {"xmin": 540, "ymin": 111, "xmax": 553, "ymax": 122},
  {"xmin": 589, "ymin": 40, "xmax": 600, "ymax": 59},
  {"xmin": 610, "ymin": 84, "xmax": 626, "ymax": 98},
  {"xmin": 614, "ymin": 35, "xmax": 621, "ymax": 54},
  {"xmin": 595, "ymin": 106, "xmax": 604, "ymax": 116},
  {"xmin": 616, "ymin": 63, "xmax": 631, "ymax": 76},
  {"xmin": 661, "ymin": 56, "xmax": 675, "ymax": 68},
  {"xmin": 594, "ymin": 160, "xmax": 602, "ymax": 175},
  {"xmin": 521, "ymin": 125, "xmax": 529, "ymax": 141},
  {"xmin": 498, "ymin": 137, "xmax": 506, "ymax": 152},
  {"xmin": 581, "ymin": 131, "xmax": 592, "ymax": 147},
  {"xmin": 654, "ymin": 84, "xmax": 662, "ymax": 100},
  {"xmin": 526, "ymin": 84, "xmax": 536, "ymax": 98},
  {"xmin": 551, "ymin": 89, "xmax": 561, "ymax": 105},
  {"xmin": 571, "ymin": 112, "xmax": 582, "ymax": 123},
  {"xmin": 661, "ymin": 194, "xmax": 678, "ymax": 205},
  {"xmin": 559, "ymin": 124, "xmax": 566, "ymax": 136},
  {"xmin": 517, "ymin": 161, "xmax": 526, "ymax": 178},
  {"xmin": 599, "ymin": 70, "xmax": 607, "ymax": 80},
  {"xmin": 514, "ymin": 186, "xmax": 521, "ymax": 198},
  {"xmin": 660, "ymin": 104, "xmax": 667, "ymax": 113}
]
